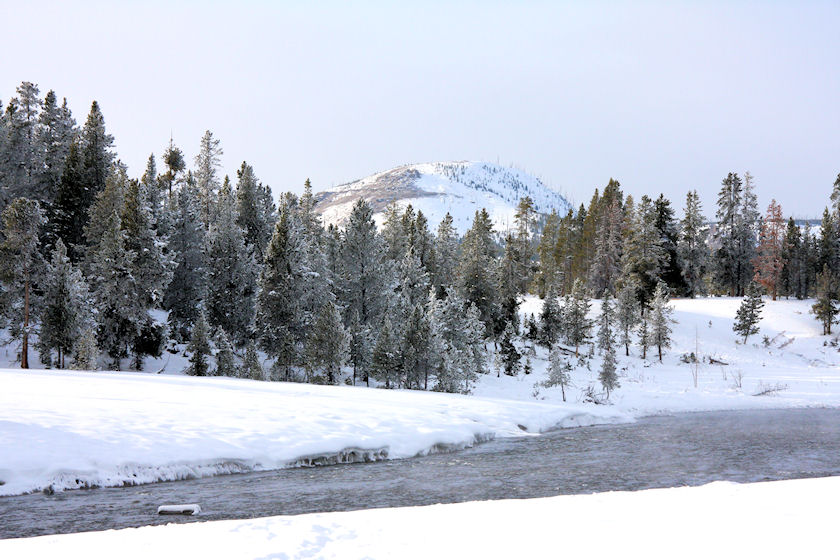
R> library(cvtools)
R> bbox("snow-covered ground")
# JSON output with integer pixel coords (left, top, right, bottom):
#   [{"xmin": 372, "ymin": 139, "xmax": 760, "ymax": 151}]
[
  {"xmin": 0, "ymin": 369, "xmax": 629, "ymax": 496},
  {"xmin": 2, "ymin": 476, "xmax": 835, "ymax": 559},
  {"xmin": 2, "ymin": 297, "xmax": 840, "ymax": 497}
]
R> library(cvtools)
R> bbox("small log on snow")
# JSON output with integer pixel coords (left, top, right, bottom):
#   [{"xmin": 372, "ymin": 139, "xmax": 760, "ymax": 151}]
[
  {"xmin": 709, "ymin": 358, "xmax": 729, "ymax": 366},
  {"xmin": 157, "ymin": 504, "xmax": 201, "ymax": 516}
]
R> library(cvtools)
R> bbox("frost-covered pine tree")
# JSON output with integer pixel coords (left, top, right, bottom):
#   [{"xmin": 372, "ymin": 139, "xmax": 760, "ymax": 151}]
[
  {"xmin": 564, "ymin": 279, "xmax": 593, "ymax": 356},
  {"xmin": 545, "ymin": 344, "xmax": 572, "ymax": 401},
  {"xmin": 236, "ymin": 162, "xmax": 273, "ymax": 261},
  {"xmin": 255, "ymin": 204, "xmax": 306, "ymax": 376},
  {"xmin": 243, "ymin": 341, "xmax": 264, "ymax": 381},
  {"xmin": 428, "ymin": 290, "xmax": 485, "ymax": 394},
  {"xmin": 616, "ymin": 281, "xmax": 639, "ymax": 356},
  {"xmin": 163, "ymin": 181, "xmax": 206, "ymax": 340},
  {"xmin": 0, "ymin": 198, "xmax": 45, "ymax": 368},
  {"xmin": 304, "ymin": 301, "xmax": 348, "ymax": 384},
  {"xmin": 497, "ymin": 233, "xmax": 521, "ymax": 330},
  {"xmin": 713, "ymin": 172, "xmax": 743, "ymax": 296},
  {"xmin": 539, "ymin": 284, "xmax": 562, "ymax": 346},
  {"xmin": 678, "ymin": 190, "xmax": 708, "ymax": 298},
  {"xmin": 193, "ymin": 130, "xmax": 222, "ymax": 228},
  {"xmin": 649, "ymin": 282, "xmax": 674, "ymax": 361},
  {"xmin": 213, "ymin": 329, "xmax": 236, "ymax": 377},
  {"xmin": 37, "ymin": 239, "xmax": 92, "ymax": 369},
  {"xmin": 87, "ymin": 211, "xmax": 141, "ymax": 368},
  {"xmin": 513, "ymin": 196, "xmax": 536, "ymax": 293},
  {"xmin": 621, "ymin": 195, "xmax": 666, "ymax": 309},
  {"xmin": 811, "ymin": 265, "xmax": 838, "ymax": 335},
  {"xmin": 186, "ymin": 311, "xmax": 211, "ymax": 377},
  {"xmin": 206, "ymin": 179, "xmax": 256, "ymax": 345},
  {"xmin": 72, "ymin": 327, "xmax": 99, "ymax": 371},
  {"xmin": 432, "ymin": 212, "xmax": 458, "ymax": 296},
  {"xmin": 370, "ymin": 317, "xmax": 400, "ymax": 389},
  {"xmin": 347, "ymin": 310, "xmax": 370, "ymax": 386},
  {"xmin": 734, "ymin": 282, "xmax": 764, "ymax": 343},
  {"xmin": 752, "ymin": 199, "xmax": 785, "ymax": 300},
  {"xmin": 597, "ymin": 290, "xmax": 615, "ymax": 355},
  {"xmin": 599, "ymin": 342, "xmax": 619, "ymax": 400},
  {"xmin": 736, "ymin": 172, "xmax": 760, "ymax": 294},
  {"xmin": 638, "ymin": 316, "xmax": 650, "ymax": 360},
  {"xmin": 589, "ymin": 198, "xmax": 623, "ymax": 296},
  {"xmin": 338, "ymin": 199, "xmax": 389, "ymax": 329},
  {"xmin": 457, "ymin": 209, "xmax": 498, "ymax": 336},
  {"xmin": 38, "ymin": 90, "xmax": 76, "ymax": 203},
  {"xmin": 1, "ymin": 83, "xmax": 44, "ymax": 203},
  {"xmin": 498, "ymin": 320, "xmax": 521, "ymax": 376},
  {"xmin": 121, "ymin": 178, "xmax": 171, "ymax": 308},
  {"xmin": 382, "ymin": 202, "xmax": 408, "ymax": 262}
]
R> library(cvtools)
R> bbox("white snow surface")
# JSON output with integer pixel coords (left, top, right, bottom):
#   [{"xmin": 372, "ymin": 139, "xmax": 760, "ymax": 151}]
[
  {"xmin": 2, "ymin": 296, "xmax": 840, "ymax": 498},
  {"xmin": 315, "ymin": 161, "xmax": 571, "ymax": 234},
  {"xmin": 3, "ymin": 476, "xmax": 836, "ymax": 559},
  {"xmin": 0, "ymin": 369, "xmax": 628, "ymax": 496}
]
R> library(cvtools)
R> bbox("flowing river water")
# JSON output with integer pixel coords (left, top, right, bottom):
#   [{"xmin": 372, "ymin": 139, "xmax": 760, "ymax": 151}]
[{"xmin": 2, "ymin": 407, "xmax": 840, "ymax": 539}]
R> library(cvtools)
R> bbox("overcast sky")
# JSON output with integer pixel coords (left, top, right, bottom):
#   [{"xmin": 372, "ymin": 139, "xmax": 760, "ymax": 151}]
[{"xmin": 2, "ymin": 0, "xmax": 838, "ymax": 217}]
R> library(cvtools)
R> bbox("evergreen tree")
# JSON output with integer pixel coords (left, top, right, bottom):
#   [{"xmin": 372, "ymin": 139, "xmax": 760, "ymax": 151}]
[
  {"xmin": 51, "ymin": 139, "xmax": 89, "ymax": 261},
  {"xmin": 347, "ymin": 310, "xmax": 370, "ymax": 386},
  {"xmin": 589, "ymin": 198, "xmax": 623, "ymax": 296},
  {"xmin": 243, "ymin": 341, "xmax": 264, "ymax": 381},
  {"xmin": 752, "ymin": 199, "xmax": 786, "ymax": 300},
  {"xmin": 72, "ymin": 327, "xmax": 99, "ymax": 371},
  {"xmin": 236, "ymin": 162, "xmax": 273, "ymax": 261},
  {"xmin": 713, "ymin": 172, "xmax": 743, "ymax": 296},
  {"xmin": 733, "ymin": 283, "xmax": 765, "ymax": 344},
  {"xmin": 649, "ymin": 282, "xmax": 674, "ymax": 361},
  {"xmin": 370, "ymin": 317, "xmax": 400, "ymax": 389},
  {"xmin": 780, "ymin": 218, "xmax": 803, "ymax": 299},
  {"xmin": 538, "ymin": 284, "xmax": 562, "ymax": 346},
  {"xmin": 121, "ymin": 178, "xmax": 170, "ymax": 308},
  {"xmin": 79, "ymin": 101, "xmax": 115, "ymax": 208},
  {"xmin": 621, "ymin": 195, "xmax": 665, "ymax": 309},
  {"xmin": 498, "ymin": 321, "xmax": 521, "ymax": 376},
  {"xmin": 163, "ymin": 182, "xmax": 206, "ymax": 339},
  {"xmin": 141, "ymin": 154, "xmax": 163, "ymax": 230},
  {"xmin": 1, "ymin": 83, "xmax": 43, "ymax": 203},
  {"xmin": 545, "ymin": 344, "xmax": 572, "ymax": 401},
  {"xmin": 497, "ymin": 233, "xmax": 521, "ymax": 331},
  {"xmin": 535, "ymin": 209, "xmax": 561, "ymax": 297},
  {"xmin": 654, "ymin": 194, "xmax": 685, "ymax": 294},
  {"xmin": 599, "ymin": 340, "xmax": 619, "ymax": 400},
  {"xmin": 811, "ymin": 265, "xmax": 838, "ymax": 336},
  {"xmin": 194, "ymin": 130, "xmax": 223, "ymax": 228},
  {"xmin": 563, "ymin": 278, "xmax": 593, "ymax": 356},
  {"xmin": 678, "ymin": 190, "xmax": 708, "ymax": 298},
  {"xmin": 597, "ymin": 291, "xmax": 616, "ymax": 354},
  {"xmin": 735, "ymin": 172, "xmax": 760, "ymax": 294},
  {"xmin": 616, "ymin": 281, "xmax": 639, "ymax": 356},
  {"xmin": 206, "ymin": 179, "xmax": 256, "ymax": 344},
  {"xmin": 638, "ymin": 316, "xmax": 650, "ymax": 360},
  {"xmin": 817, "ymin": 207, "xmax": 839, "ymax": 274},
  {"xmin": 382, "ymin": 202, "xmax": 408, "ymax": 262},
  {"xmin": 186, "ymin": 311, "xmax": 211, "ymax": 377},
  {"xmin": 432, "ymin": 212, "xmax": 458, "ymax": 296},
  {"xmin": 457, "ymin": 209, "xmax": 498, "ymax": 335},
  {"xmin": 428, "ymin": 292, "xmax": 485, "ymax": 394},
  {"xmin": 161, "ymin": 137, "xmax": 185, "ymax": 198},
  {"xmin": 304, "ymin": 302, "xmax": 348, "ymax": 384},
  {"xmin": 38, "ymin": 90, "xmax": 76, "ymax": 204},
  {"xmin": 0, "ymin": 198, "xmax": 45, "ymax": 368},
  {"xmin": 513, "ymin": 196, "xmax": 536, "ymax": 292},
  {"xmin": 214, "ymin": 329, "xmax": 236, "ymax": 377},
  {"xmin": 37, "ymin": 239, "xmax": 91, "ymax": 368}
]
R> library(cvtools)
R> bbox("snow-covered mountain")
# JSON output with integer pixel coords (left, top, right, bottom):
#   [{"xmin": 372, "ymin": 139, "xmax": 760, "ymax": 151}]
[{"xmin": 314, "ymin": 161, "xmax": 571, "ymax": 234}]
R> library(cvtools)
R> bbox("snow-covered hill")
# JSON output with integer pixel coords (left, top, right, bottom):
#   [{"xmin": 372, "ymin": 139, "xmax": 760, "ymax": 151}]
[{"xmin": 314, "ymin": 161, "xmax": 571, "ymax": 234}]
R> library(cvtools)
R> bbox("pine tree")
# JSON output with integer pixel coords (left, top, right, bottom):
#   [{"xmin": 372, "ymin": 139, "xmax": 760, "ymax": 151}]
[
  {"xmin": 72, "ymin": 327, "xmax": 99, "ymax": 370},
  {"xmin": 382, "ymin": 202, "xmax": 408, "ymax": 262},
  {"xmin": 1, "ymin": 83, "xmax": 43, "ymax": 203},
  {"xmin": 214, "ymin": 329, "xmax": 236, "ymax": 377},
  {"xmin": 0, "ymin": 198, "xmax": 45, "ymax": 368},
  {"xmin": 752, "ymin": 199, "xmax": 786, "ymax": 300},
  {"xmin": 51, "ymin": 139, "xmax": 89, "ymax": 261},
  {"xmin": 736, "ymin": 172, "xmax": 760, "ymax": 295},
  {"xmin": 597, "ymin": 290, "xmax": 615, "ymax": 355},
  {"xmin": 589, "ymin": 198, "xmax": 623, "ymax": 296},
  {"xmin": 811, "ymin": 265, "xmax": 838, "ymax": 335},
  {"xmin": 457, "ymin": 209, "xmax": 498, "ymax": 335},
  {"xmin": 649, "ymin": 282, "xmax": 674, "ymax": 361},
  {"xmin": 193, "ymin": 130, "xmax": 223, "ymax": 228},
  {"xmin": 347, "ymin": 310, "xmax": 370, "ymax": 386},
  {"xmin": 161, "ymin": 137, "xmax": 185, "ymax": 198},
  {"xmin": 654, "ymin": 194, "xmax": 685, "ymax": 294},
  {"xmin": 535, "ymin": 209, "xmax": 561, "ymax": 297},
  {"xmin": 780, "ymin": 218, "xmax": 802, "ymax": 299},
  {"xmin": 37, "ymin": 239, "xmax": 92, "ymax": 368},
  {"xmin": 236, "ymin": 162, "xmax": 273, "ymax": 261},
  {"xmin": 497, "ymin": 234, "xmax": 521, "ymax": 331},
  {"xmin": 513, "ymin": 196, "xmax": 536, "ymax": 292},
  {"xmin": 638, "ymin": 316, "xmax": 650, "ymax": 360},
  {"xmin": 163, "ymin": 181, "xmax": 206, "ymax": 339},
  {"xmin": 432, "ymin": 212, "xmax": 458, "ymax": 296},
  {"xmin": 141, "ymin": 154, "xmax": 163, "ymax": 231},
  {"xmin": 616, "ymin": 281, "xmax": 639, "ymax": 356},
  {"xmin": 734, "ymin": 282, "xmax": 764, "ymax": 344},
  {"xmin": 545, "ymin": 344, "xmax": 572, "ymax": 401},
  {"xmin": 538, "ymin": 284, "xmax": 562, "ymax": 346},
  {"xmin": 713, "ymin": 172, "xmax": 743, "ymax": 296},
  {"xmin": 38, "ymin": 90, "xmax": 76, "ymax": 204},
  {"xmin": 678, "ymin": 190, "xmax": 708, "ymax": 298},
  {"xmin": 206, "ymin": 180, "xmax": 256, "ymax": 345},
  {"xmin": 87, "ymin": 211, "xmax": 141, "ymax": 368},
  {"xmin": 428, "ymin": 292, "xmax": 485, "ymax": 394},
  {"xmin": 621, "ymin": 195, "xmax": 665, "ymax": 310},
  {"xmin": 498, "ymin": 321, "xmax": 521, "ymax": 376},
  {"xmin": 817, "ymin": 207, "xmax": 839, "ymax": 274},
  {"xmin": 186, "ymin": 311, "xmax": 211, "ymax": 377},
  {"xmin": 370, "ymin": 317, "xmax": 400, "ymax": 389},
  {"xmin": 563, "ymin": 279, "xmax": 593, "ymax": 356},
  {"xmin": 243, "ymin": 341, "xmax": 264, "ymax": 381},
  {"xmin": 255, "ymin": 204, "xmax": 306, "ymax": 377},
  {"xmin": 79, "ymin": 101, "xmax": 115, "ymax": 208},
  {"xmin": 121, "ymin": 178, "xmax": 170, "ymax": 308},
  {"xmin": 599, "ymin": 341, "xmax": 619, "ymax": 400},
  {"xmin": 304, "ymin": 302, "xmax": 348, "ymax": 384}
]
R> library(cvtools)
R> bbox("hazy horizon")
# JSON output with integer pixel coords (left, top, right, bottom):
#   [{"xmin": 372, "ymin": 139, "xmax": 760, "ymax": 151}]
[{"xmin": 2, "ymin": 0, "xmax": 838, "ymax": 217}]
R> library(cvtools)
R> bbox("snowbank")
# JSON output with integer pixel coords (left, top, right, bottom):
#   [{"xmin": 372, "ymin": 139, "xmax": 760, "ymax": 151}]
[
  {"xmin": 0, "ymin": 369, "xmax": 628, "ymax": 496},
  {"xmin": 2, "ymin": 476, "xmax": 835, "ymax": 558}
]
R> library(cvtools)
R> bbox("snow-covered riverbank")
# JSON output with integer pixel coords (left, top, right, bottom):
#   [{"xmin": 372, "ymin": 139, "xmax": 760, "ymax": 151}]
[
  {"xmin": 2, "ymin": 297, "xmax": 840, "ymax": 497},
  {"xmin": 2, "ymin": 476, "xmax": 835, "ymax": 559}
]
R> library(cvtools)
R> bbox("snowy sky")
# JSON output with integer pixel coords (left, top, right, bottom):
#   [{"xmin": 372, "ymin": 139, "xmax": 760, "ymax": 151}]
[{"xmin": 2, "ymin": 0, "xmax": 838, "ymax": 217}]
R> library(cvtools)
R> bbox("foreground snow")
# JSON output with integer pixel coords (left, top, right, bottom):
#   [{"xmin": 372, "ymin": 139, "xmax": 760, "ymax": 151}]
[
  {"xmin": 2, "ymin": 476, "xmax": 835, "ymax": 558},
  {"xmin": 0, "ymin": 370, "xmax": 628, "ymax": 496}
]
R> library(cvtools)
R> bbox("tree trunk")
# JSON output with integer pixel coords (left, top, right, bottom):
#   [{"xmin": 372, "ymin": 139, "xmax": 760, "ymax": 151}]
[{"xmin": 21, "ymin": 277, "xmax": 30, "ymax": 369}]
